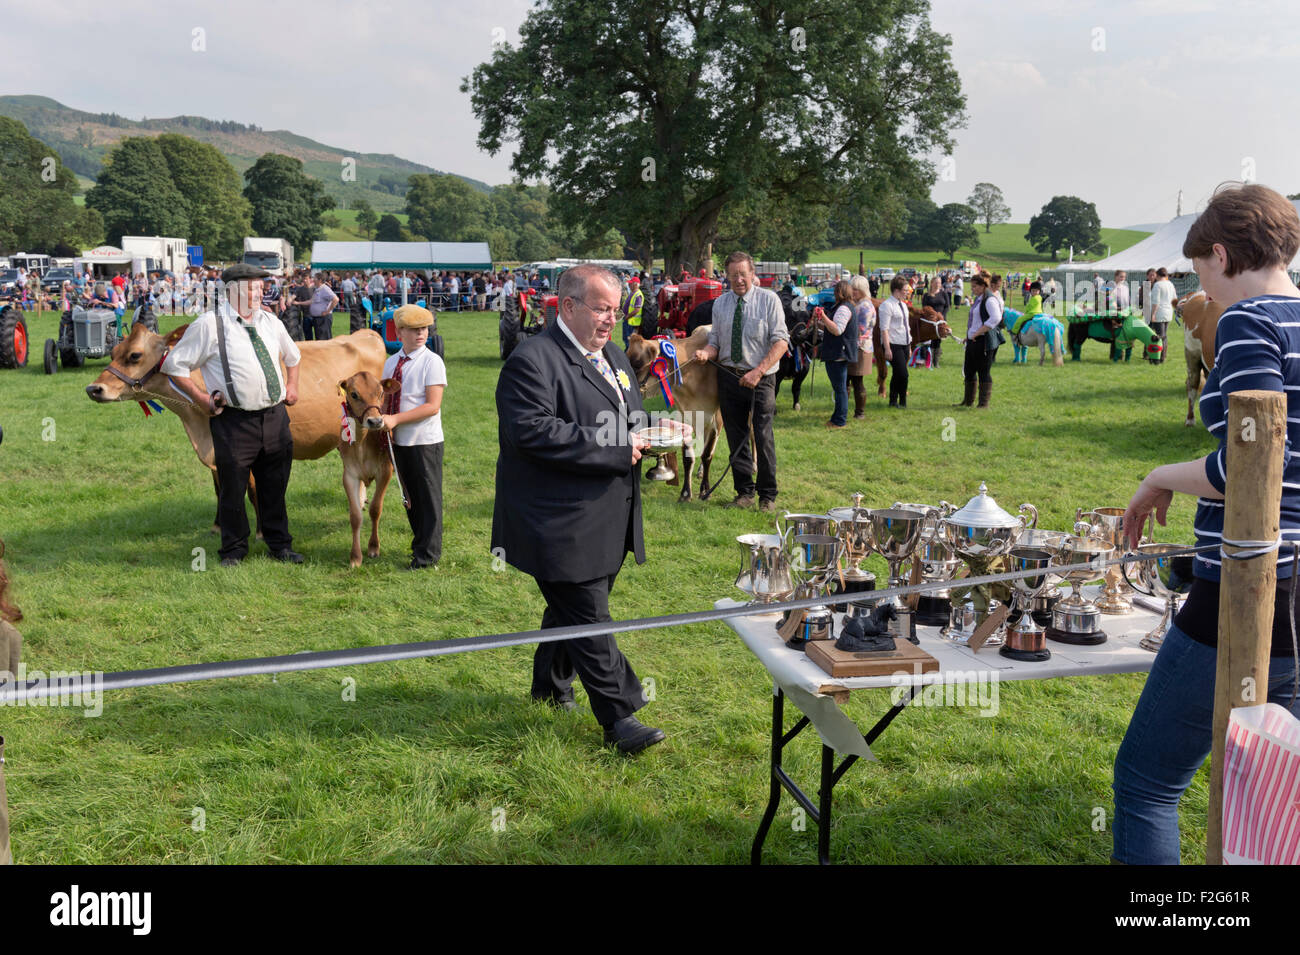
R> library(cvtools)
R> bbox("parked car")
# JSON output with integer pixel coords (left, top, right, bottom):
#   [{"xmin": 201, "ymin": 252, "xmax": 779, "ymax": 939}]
[
  {"xmin": 875, "ymin": 268, "xmax": 896, "ymax": 282},
  {"xmin": 42, "ymin": 267, "xmax": 76, "ymax": 294},
  {"xmin": 0, "ymin": 269, "xmax": 20, "ymax": 296}
]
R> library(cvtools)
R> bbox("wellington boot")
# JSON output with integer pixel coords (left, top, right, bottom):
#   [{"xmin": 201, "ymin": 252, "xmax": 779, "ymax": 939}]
[
  {"xmin": 955, "ymin": 378, "xmax": 976, "ymax": 407},
  {"xmin": 977, "ymin": 381, "xmax": 992, "ymax": 408}
]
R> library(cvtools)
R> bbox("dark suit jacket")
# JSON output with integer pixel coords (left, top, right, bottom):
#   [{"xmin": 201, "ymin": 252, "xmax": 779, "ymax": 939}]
[{"xmin": 491, "ymin": 321, "xmax": 645, "ymax": 582}]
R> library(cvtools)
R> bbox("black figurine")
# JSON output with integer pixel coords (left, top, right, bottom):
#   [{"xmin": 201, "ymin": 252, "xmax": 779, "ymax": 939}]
[{"xmin": 836, "ymin": 603, "xmax": 898, "ymax": 653}]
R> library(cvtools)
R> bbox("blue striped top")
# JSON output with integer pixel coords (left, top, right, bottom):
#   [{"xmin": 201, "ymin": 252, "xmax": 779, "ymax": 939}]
[{"xmin": 1194, "ymin": 295, "xmax": 1300, "ymax": 580}]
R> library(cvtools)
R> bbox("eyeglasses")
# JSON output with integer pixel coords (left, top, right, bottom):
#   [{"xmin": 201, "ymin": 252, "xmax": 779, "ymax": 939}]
[{"xmin": 575, "ymin": 298, "xmax": 619, "ymax": 320}]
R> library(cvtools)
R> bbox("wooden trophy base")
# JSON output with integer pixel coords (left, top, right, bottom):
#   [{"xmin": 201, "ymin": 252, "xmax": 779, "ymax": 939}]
[{"xmin": 806, "ymin": 637, "xmax": 940, "ymax": 677}]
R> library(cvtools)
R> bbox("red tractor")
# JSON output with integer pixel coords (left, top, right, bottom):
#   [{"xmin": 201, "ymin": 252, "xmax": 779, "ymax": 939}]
[
  {"xmin": 655, "ymin": 277, "xmax": 723, "ymax": 337},
  {"xmin": 499, "ymin": 287, "xmax": 560, "ymax": 360}
]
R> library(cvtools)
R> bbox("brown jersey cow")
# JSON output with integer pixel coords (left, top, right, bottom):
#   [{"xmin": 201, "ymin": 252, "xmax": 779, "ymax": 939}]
[
  {"xmin": 1177, "ymin": 290, "xmax": 1226, "ymax": 427},
  {"xmin": 85, "ymin": 323, "xmax": 386, "ymax": 531}
]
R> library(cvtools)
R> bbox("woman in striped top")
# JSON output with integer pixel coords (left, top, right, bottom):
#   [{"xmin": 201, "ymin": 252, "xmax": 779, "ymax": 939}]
[{"xmin": 1113, "ymin": 184, "xmax": 1300, "ymax": 864}]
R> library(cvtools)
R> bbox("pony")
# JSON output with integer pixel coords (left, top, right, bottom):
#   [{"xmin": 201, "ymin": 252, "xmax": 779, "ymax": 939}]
[{"xmin": 1010, "ymin": 313, "xmax": 1065, "ymax": 366}]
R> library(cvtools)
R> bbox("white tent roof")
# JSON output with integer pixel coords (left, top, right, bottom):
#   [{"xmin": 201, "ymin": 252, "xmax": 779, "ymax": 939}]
[
  {"xmin": 1089, "ymin": 201, "xmax": 1300, "ymax": 272},
  {"xmin": 310, "ymin": 241, "xmax": 492, "ymax": 270}
]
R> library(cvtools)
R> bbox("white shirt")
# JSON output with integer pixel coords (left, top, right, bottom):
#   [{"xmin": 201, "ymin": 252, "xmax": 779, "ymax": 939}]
[
  {"xmin": 556, "ymin": 316, "xmax": 626, "ymax": 404},
  {"xmin": 966, "ymin": 292, "xmax": 1003, "ymax": 339},
  {"xmin": 1151, "ymin": 278, "xmax": 1177, "ymax": 322},
  {"xmin": 449, "ymin": 277, "xmax": 460, "ymax": 294},
  {"xmin": 382, "ymin": 346, "xmax": 446, "ymax": 446},
  {"xmin": 341, "ymin": 277, "xmax": 355, "ymax": 293},
  {"xmin": 162, "ymin": 301, "xmax": 301, "ymax": 411},
  {"xmin": 503, "ymin": 278, "xmax": 515, "ymax": 297},
  {"xmin": 879, "ymin": 297, "xmax": 911, "ymax": 346}
]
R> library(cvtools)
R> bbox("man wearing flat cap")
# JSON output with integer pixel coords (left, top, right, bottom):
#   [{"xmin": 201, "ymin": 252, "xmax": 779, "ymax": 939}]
[{"xmin": 163, "ymin": 263, "xmax": 304, "ymax": 567}]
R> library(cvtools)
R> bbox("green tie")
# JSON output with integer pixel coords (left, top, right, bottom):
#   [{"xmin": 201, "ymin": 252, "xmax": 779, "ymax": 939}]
[
  {"xmin": 730, "ymin": 294, "xmax": 745, "ymax": 365},
  {"xmin": 244, "ymin": 324, "xmax": 281, "ymax": 404}
]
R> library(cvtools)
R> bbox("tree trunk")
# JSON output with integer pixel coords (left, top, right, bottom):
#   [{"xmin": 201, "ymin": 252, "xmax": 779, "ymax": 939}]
[{"xmin": 665, "ymin": 201, "xmax": 728, "ymax": 276}]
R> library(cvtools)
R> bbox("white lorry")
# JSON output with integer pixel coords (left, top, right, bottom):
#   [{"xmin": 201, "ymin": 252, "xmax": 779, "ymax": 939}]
[
  {"xmin": 120, "ymin": 236, "xmax": 189, "ymax": 275},
  {"xmin": 242, "ymin": 238, "xmax": 294, "ymax": 277}
]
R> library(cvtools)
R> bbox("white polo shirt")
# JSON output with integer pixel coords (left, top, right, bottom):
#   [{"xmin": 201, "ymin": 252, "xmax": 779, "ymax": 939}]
[
  {"xmin": 162, "ymin": 301, "xmax": 300, "ymax": 411},
  {"xmin": 382, "ymin": 346, "xmax": 447, "ymax": 446}
]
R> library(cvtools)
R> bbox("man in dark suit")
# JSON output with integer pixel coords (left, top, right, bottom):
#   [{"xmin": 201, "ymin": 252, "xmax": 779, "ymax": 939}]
[{"xmin": 491, "ymin": 264, "xmax": 665, "ymax": 755}]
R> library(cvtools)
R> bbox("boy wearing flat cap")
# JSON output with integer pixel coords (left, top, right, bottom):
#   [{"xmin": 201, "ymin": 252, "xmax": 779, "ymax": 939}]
[{"xmin": 380, "ymin": 304, "xmax": 447, "ymax": 569}]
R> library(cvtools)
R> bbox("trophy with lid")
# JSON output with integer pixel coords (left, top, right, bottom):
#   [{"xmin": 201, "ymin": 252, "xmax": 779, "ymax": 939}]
[{"xmin": 939, "ymin": 483, "xmax": 1038, "ymax": 646}]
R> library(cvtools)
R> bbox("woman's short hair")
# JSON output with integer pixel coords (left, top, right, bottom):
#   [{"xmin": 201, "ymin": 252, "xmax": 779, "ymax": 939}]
[
  {"xmin": 889, "ymin": 274, "xmax": 908, "ymax": 293},
  {"xmin": 972, "ymin": 271, "xmax": 991, "ymax": 288},
  {"xmin": 850, "ymin": 275, "xmax": 871, "ymax": 297},
  {"xmin": 1182, "ymin": 183, "xmax": 1300, "ymax": 276}
]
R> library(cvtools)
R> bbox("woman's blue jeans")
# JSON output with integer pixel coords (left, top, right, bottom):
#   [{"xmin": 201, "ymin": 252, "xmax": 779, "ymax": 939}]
[
  {"xmin": 825, "ymin": 360, "xmax": 848, "ymax": 425},
  {"xmin": 1111, "ymin": 621, "xmax": 1300, "ymax": 863}
]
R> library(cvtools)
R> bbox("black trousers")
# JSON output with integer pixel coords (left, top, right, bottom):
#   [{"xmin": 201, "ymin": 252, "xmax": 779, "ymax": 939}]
[
  {"xmin": 210, "ymin": 404, "xmax": 294, "ymax": 560},
  {"xmin": 532, "ymin": 570, "xmax": 645, "ymax": 726},
  {"xmin": 717, "ymin": 369, "xmax": 777, "ymax": 501},
  {"xmin": 963, "ymin": 335, "xmax": 993, "ymax": 384},
  {"xmin": 888, "ymin": 344, "xmax": 910, "ymax": 406},
  {"xmin": 392, "ymin": 441, "xmax": 443, "ymax": 566},
  {"xmin": 310, "ymin": 312, "xmax": 333, "ymax": 340}
]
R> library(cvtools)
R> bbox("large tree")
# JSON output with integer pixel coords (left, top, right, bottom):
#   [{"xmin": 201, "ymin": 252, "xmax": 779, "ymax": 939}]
[
  {"xmin": 966, "ymin": 182, "xmax": 1010, "ymax": 233},
  {"xmin": 464, "ymin": 0, "xmax": 964, "ymax": 276},
  {"xmin": 242, "ymin": 153, "xmax": 335, "ymax": 252},
  {"xmin": 155, "ymin": 133, "xmax": 252, "ymax": 259},
  {"xmin": 0, "ymin": 117, "xmax": 102, "ymax": 254},
  {"xmin": 925, "ymin": 202, "xmax": 978, "ymax": 260},
  {"xmin": 85, "ymin": 136, "xmax": 189, "ymax": 244},
  {"xmin": 405, "ymin": 173, "xmax": 491, "ymax": 241},
  {"xmin": 1026, "ymin": 195, "xmax": 1101, "ymax": 261}
]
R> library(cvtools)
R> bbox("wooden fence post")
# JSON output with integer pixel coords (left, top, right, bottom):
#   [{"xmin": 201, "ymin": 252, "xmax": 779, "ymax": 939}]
[{"xmin": 1210, "ymin": 390, "xmax": 1286, "ymax": 864}]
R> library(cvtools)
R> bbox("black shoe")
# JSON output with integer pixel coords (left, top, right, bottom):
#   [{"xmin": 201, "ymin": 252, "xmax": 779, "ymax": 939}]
[
  {"xmin": 406, "ymin": 560, "xmax": 436, "ymax": 570},
  {"xmin": 269, "ymin": 549, "xmax": 305, "ymax": 564},
  {"xmin": 220, "ymin": 556, "xmax": 243, "ymax": 568},
  {"xmin": 531, "ymin": 692, "xmax": 576, "ymax": 712},
  {"xmin": 603, "ymin": 715, "xmax": 666, "ymax": 755}
]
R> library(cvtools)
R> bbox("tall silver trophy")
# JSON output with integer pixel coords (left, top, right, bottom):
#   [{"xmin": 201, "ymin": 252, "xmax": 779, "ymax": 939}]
[
  {"xmin": 1002, "ymin": 544, "xmax": 1059, "ymax": 661},
  {"xmin": 781, "ymin": 533, "xmax": 845, "ymax": 649},
  {"xmin": 853, "ymin": 506, "xmax": 933, "ymax": 643},
  {"xmin": 827, "ymin": 493, "xmax": 875, "ymax": 611},
  {"xmin": 1078, "ymin": 507, "xmax": 1133, "ymax": 613},
  {"xmin": 1123, "ymin": 543, "xmax": 1193, "ymax": 651}
]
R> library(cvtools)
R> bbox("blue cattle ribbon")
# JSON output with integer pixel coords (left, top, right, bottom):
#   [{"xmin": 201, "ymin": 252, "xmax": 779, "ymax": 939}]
[
  {"xmin": 138, "ymin": 400, "xmax": 164, "ymax": 416},
  {"xmin": 650, "ymin": 357, "xmax": 676, "ymax": 408},
  {"xmin": 660, "ymin": 340, "xmax": 681, "ymax": 384}
]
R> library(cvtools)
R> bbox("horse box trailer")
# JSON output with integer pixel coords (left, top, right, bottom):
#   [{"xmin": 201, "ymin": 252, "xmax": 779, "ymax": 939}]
[
  {"xmin": 120, "ymin": 236, "xmax": 189, "ymax": 275},
  {"xmin": 242, "ymin": 238, "xmax": 293, "ymax": 277}
]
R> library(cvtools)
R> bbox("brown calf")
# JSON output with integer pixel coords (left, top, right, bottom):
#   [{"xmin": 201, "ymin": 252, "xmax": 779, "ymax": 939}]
[
  {"xmin": 626, "ymin": 327, "xmax": 722, "ymax": 502},
  {"xmin": 337, "ymin": 371, "xmax": 398, "ymax": 567}
]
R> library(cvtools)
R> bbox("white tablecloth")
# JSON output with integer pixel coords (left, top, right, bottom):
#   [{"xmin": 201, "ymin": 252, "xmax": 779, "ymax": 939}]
[{"xmin": 718, "ymin": 588, "xmax": 1167, "ymax": 758}]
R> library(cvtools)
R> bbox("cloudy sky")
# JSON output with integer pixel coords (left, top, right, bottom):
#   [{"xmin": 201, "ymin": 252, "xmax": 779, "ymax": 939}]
[{"xmin": 7, "ymin": 0, "xmax": 1294, "ymax": 229}]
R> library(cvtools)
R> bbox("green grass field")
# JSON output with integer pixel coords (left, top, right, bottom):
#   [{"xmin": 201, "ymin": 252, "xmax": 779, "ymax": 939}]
[
  {"xmin": 808, "ymin": 223, "xmax": 1151, "ymax": 276},
  {"xmin": 0, "ymin": 307, "xmax": 1215, "ymax": 864}
]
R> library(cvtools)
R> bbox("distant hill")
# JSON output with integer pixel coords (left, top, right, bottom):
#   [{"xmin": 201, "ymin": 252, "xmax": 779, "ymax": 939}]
[{"xmin": 0, "ymin": 94, "xmax": 492, "ymax": 213}]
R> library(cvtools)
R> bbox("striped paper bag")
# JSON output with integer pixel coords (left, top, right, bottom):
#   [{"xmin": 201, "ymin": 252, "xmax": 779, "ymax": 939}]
[{"xmin": 1222, "ymin": 702, "xmax": 1300, "ymax": 865}]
